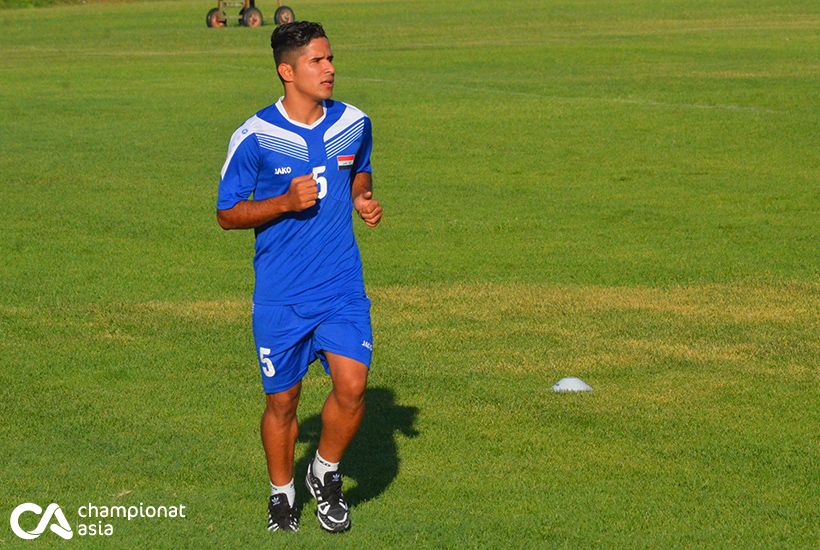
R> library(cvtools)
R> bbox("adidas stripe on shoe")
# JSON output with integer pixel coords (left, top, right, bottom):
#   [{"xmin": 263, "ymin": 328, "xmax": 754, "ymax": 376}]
[{"xmin": 267, "ymin": 494, "xmax": 299, "ymax": 532}]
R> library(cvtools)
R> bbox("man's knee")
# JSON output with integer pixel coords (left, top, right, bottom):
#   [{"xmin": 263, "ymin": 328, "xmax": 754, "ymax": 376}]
[
  {"xmin": 326, "ymin": 353, "xmax": 368, "ymax": 411},
  {"xmin": 265, "ymin": 385, "xmax": 301, "ymax": 421},
  {"xmin": 333, "ymin": 374, "xmax": 367, "ymax": 411}
]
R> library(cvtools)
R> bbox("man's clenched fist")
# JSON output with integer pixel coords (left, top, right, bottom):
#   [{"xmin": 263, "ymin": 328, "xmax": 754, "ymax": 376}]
[
  {"xmin": 353, "ymin": 191, "xmax": 383, "ymax": 228},
  {"xmin": 286, "ymin": 173, "xmax": 319, "ymax": 212}
]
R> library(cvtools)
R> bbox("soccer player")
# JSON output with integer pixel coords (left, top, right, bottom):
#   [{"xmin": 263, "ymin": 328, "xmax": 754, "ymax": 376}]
[{"xmin": 215, "ymin": 21, "xmax": 382, "ymax": 534}]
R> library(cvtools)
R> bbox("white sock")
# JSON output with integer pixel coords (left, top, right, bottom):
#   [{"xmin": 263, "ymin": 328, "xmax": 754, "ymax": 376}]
[
  {"xmin": 271, "ymin": 479, "xmax": 295, "ymax": 508},
  {"xmin": 312, "ymin": 452, "xmax": 339, "ymax": 482}
]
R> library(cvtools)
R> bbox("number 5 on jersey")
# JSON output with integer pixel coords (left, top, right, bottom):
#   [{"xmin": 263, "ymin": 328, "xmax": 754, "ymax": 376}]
[
  {"xmin": 259, "ymin": 347, "xmax": 275, "ymax": 377},
  {"xmin": 313, "ymin": 165, "xmax": 327, "ymax": 199}
]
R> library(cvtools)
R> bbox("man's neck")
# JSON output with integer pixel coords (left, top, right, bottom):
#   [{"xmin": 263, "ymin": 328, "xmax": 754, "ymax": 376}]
[{"xmin": 280, "ymin": 93, "xmax": 325, "ymax": 126}]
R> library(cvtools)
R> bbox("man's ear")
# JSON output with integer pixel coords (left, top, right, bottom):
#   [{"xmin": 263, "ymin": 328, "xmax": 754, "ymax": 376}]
[{"xmin": 277, "ymin": 62, "xmax": 294, "ymax": 83}]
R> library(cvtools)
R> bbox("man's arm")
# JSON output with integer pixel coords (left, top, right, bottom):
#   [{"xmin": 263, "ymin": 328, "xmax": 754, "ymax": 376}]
[
  {"xmin": 351, "ymin": 171, "xmax": 383, "ymax": 228},
  {"xmin": 217, "ymin": 173, "xmax": 319, "ymax": 230}
]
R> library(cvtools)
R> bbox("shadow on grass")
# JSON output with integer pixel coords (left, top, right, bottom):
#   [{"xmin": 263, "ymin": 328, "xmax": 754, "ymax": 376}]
[{"xmin": 295, "ymin": 386, "xmax": 419, "ymax": 511}]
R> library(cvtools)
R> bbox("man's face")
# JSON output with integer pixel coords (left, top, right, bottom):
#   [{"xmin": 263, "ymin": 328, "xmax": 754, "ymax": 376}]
[{"xmin": 288, "ymin": 37, "xmax": 335, "ymax": 101}]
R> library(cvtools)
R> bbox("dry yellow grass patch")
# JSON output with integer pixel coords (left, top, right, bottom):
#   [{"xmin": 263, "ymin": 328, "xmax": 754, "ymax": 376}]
[
  {"xmin": 371, "ymin": 281, "xmax": 819, "ymax": 374},
  {"xmin": 371, "ymin": 281, "xmax": 818, "ymax": 325},
  {"xmin": 623, "ymin": 339, "xmax": 757, "ymax": 364},
  {"xmin": 137, "ymin": 298, "xmax": 249, "ymax": 322}
]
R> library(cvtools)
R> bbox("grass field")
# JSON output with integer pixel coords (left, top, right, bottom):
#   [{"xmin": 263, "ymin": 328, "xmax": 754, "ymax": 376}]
[{"xmin": 1, "ymin": 0, "xmax": 818, "ymax": 547}]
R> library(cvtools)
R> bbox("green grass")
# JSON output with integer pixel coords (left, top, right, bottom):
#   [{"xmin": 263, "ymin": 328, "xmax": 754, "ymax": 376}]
[
  {"xmin": 1, "ymin": 0, "xmax": 818, "ymax": 547},
  {"xmin": 0, "ymin": 0, "xmax": 148, "ymax": 8}
]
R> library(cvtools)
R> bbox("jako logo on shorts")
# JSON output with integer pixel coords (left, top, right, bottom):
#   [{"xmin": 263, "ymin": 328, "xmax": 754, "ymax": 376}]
[{"xmin": 10, "ymin": 502, "xmax": 74, "ymax": 540}]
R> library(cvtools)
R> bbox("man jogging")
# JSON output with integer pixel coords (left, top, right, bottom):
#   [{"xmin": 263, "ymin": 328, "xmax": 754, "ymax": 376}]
[{"xmin": 216, "ymin": 21, "xmax": 382, "ymax": 533}]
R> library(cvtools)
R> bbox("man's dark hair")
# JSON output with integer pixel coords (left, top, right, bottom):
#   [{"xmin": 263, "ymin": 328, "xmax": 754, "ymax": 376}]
[{"xmin": 271, "ymin": 21, "xmax": 327, "ymax": 66}]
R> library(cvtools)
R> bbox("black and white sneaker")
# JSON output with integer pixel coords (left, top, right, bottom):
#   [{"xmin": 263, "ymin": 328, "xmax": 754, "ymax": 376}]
[
  {"xmin": 305, "ymin": 463, "xmax": 351, "ymax": 533},
  {"xmin": 267, "ymin": 494, "xmax": 299, "ymax": 532}
]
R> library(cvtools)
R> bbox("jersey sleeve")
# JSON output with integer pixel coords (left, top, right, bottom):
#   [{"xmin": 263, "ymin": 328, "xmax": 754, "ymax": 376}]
[
  {"xmin": 217, "ymin": 132, "xmax": 260, "ymax": 211},
  {"xmin": 352, "ymin": 116, "xmax": 372, "ymax": 174}
]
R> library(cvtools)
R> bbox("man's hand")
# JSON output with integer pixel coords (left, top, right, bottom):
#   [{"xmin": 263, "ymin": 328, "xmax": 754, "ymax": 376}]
[
  {"xmin": 285, "ymin": 173, "xmax": 319, "ymax": 212},
  {"xmin": 353, "ymin": 191, "xmax": 383, "ymax": 228}
]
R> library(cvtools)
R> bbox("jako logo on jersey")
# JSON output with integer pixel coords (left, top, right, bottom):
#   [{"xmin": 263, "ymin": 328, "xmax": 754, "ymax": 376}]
[
  {"xmin": 10, "ymin": 502, "xmax": 74, "ymax": 540},
  {"xmin": 337, "ymin": 155, "xmax": 355, "ymax": 170},
  {"xmin": 274, "ymin": 166, "xmax": 292, "ymax": 175}
]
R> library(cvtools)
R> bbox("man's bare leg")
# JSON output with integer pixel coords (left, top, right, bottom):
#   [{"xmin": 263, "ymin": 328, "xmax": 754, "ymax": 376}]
[
  {"xmin": 305, "ymin": 352, "xmax": 367, "ymax": 532},
  {"xmin": 261, "ymin": 381, "xmax": 302, "ymax": 486},
  {"xmin": 262, "ymin": 382, "xmax": 301, "ymax": 532},
  {"xmin": 318, "ymin": 352, "xmax": 369, "ymax": 461}
]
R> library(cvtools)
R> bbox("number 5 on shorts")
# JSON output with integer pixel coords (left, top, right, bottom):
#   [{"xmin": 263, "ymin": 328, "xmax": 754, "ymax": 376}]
[{"xmin": 259, "ymin": 347, "xmax": 275, "ymax": 377}]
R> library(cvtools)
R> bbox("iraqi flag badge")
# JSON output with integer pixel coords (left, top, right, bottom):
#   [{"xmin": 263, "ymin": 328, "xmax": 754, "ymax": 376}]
[{"xmin": 337, "ymin": 154, "xmax": 355, "ymax": 170}]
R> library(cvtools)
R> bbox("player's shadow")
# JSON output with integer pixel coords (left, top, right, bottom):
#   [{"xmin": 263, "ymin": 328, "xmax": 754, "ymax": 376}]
[{"xmin": 295, "ymin": 386, "xmax": 419, "ymax": 511}]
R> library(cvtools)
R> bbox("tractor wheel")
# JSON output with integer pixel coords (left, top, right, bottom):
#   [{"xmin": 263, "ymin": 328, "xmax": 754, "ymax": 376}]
[
  {"xmin": 206, "ymin": 8, "xmax": 225, "ymax": 28},
  {"xmin": 274, "ymin": 6, "xmax": 295, "ymax": 26},
  {"xmin": 242, "ymin": 7, "xmax": 263, "ymax": 27}
]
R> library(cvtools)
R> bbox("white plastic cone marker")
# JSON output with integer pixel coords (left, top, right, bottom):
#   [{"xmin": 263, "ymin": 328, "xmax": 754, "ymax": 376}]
[{"xmin": 552, "ymin": 377, "xmax": 593, "ymax": 392}]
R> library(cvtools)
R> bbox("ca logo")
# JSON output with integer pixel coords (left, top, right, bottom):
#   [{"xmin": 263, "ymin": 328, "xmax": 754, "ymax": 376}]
[{"xmin": 10, "ymin": 503, "xmax": 73, "ymax": 540}]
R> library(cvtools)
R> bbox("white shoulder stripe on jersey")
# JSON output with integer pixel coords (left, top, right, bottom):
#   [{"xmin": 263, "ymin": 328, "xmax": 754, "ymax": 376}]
[
  {"xmin": 257, "ymin": 143, "xmax": 309, "ymax": 161},
  {"xmin": 252, "ymin": 117, "xmax": 308, "ymax": 148},
  {"xmin": 221, "ymin": 115, "xmax": 309, "ymax": 178},
  {"xmin": 258, "ymin": 147, "xmax": 309, "ymax": 162},
  {"xmin": 326, "ymin": 129, "xmax": 364, "ymax": 158},
  {"xmin": 326, "ymin": 120, "xmax": 365, "ymax": 158},
  {"xmin": 221, "ymin": 116, "xmax": 257, "ymax": 179},
  {"xmin": 256, "ymin": 136, "xmax": 305, "ymax": 154},
  {"xmin": 326, "ymin": 119, "xmax": 365, "ymax": 150},
  {"xmin": 257, "ymin": 134, "xmax": 310, "ymax": 161},
  {"xmin": 257, "ymin": 146, "xmax": 309, "ymax": 162},
  {"xmin": 256, "ymin": 133, "xmax": 308, "ymax": 149},
  {"xmin": 323, "ymin": 103, "xmax": 366, "ymax": 142}
]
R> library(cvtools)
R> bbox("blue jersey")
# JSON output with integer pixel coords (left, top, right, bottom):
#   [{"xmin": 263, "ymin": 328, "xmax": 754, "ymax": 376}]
[{"xmin": 218, "ymin": 98, "xmax": 373, "ymax": 306}]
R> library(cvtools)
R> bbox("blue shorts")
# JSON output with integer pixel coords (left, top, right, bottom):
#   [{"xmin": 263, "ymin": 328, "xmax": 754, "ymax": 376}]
[{"xmin": 252, "ymin": 293, "xmax": 373, "ymax": 394}]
